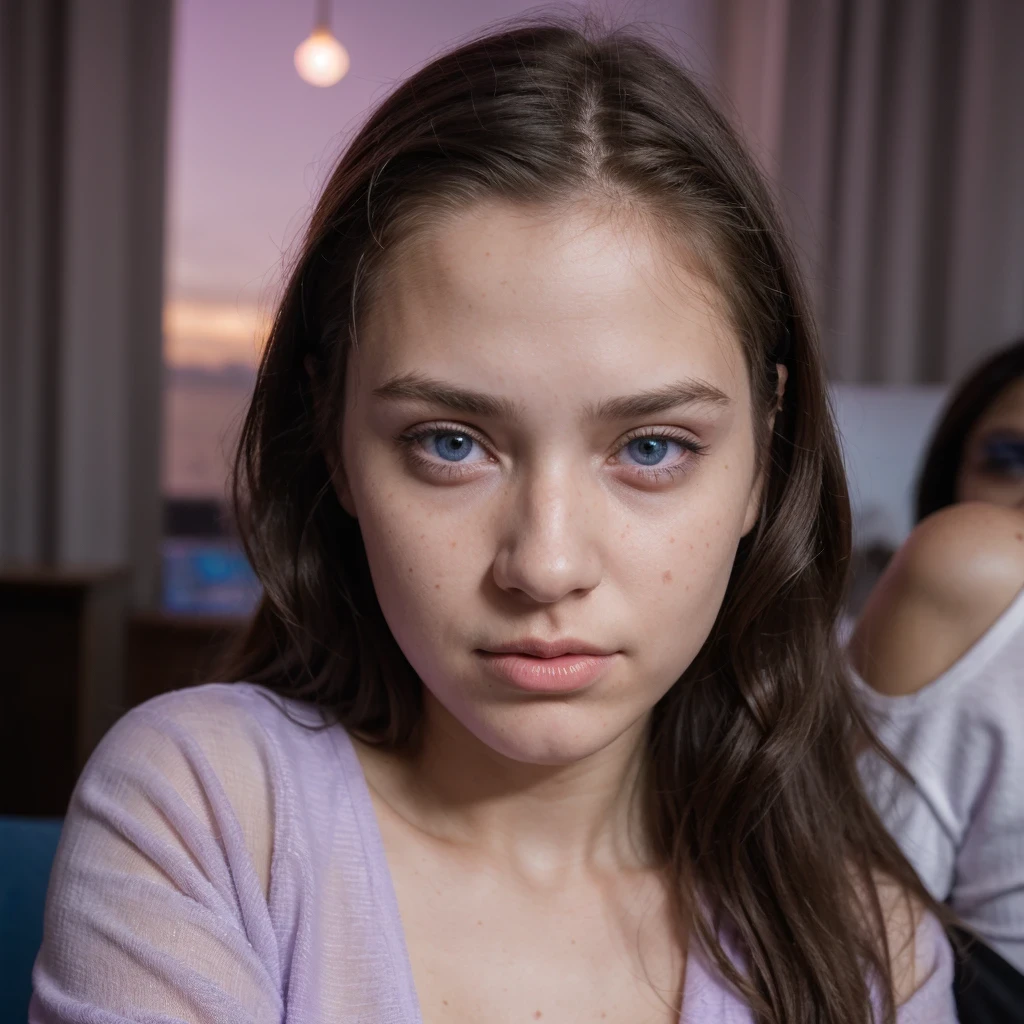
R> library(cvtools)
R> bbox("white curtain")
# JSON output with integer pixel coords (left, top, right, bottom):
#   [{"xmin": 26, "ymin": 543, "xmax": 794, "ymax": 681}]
[{"xmin": 715, "ymin": 0, "xmax": 1024, "ymax": 384}]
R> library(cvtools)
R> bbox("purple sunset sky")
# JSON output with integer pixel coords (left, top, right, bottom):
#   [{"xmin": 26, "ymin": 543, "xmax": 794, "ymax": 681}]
[{"xmin": 164, "ymin": 0, "xmax": 717, "ymax": 366}]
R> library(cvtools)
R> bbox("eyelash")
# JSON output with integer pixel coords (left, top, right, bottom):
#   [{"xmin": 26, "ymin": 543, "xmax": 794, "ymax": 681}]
[{"xmin": 394, "ymin": 422, "xmax": 709, "ymax": 483}]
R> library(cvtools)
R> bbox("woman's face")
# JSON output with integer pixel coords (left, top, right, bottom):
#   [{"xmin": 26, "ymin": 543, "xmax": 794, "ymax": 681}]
[
  {"xmin": 956, "ymin": 376, "xmax": 1024, "ymax": 510},
  {"xmin": 337, "ymin": 201, "xmax": 769, "ymax": 766}
]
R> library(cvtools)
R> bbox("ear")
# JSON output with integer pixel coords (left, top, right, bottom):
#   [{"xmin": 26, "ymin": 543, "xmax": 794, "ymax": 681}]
[
  {"xmin": 741, "ymin": 363, "xmax": 788, "ymax": 535},
  {"xmin": 305, "ymin": 354, "xmax": 358, "ymax": 519}
]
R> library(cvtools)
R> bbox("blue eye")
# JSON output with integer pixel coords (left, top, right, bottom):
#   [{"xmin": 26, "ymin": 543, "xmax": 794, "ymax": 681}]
[
  {"xmin": 433, "ymin": 432, "xmax": 474, "ymax": 462},
  {"xmin": 625, "ymin": 437, "xmax": 671, "ymax": 466},
  {"xmin": 979, "ymin": 436, "xmax": 1024, "ymax": 476}
]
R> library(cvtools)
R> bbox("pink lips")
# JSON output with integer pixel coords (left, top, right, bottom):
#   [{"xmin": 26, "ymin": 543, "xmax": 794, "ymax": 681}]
[{"xmin": 477, "ymin": 638, "xmax": 618, "ymax": 693}]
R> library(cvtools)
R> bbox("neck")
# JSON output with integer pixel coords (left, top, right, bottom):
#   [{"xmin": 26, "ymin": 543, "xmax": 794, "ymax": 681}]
[{"xmin": 375, "ymin": 693, "xmax": 655, "ymax": 881}]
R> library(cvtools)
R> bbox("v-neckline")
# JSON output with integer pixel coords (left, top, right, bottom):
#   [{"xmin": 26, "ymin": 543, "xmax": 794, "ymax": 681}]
[{"xmin": 335, "ymin": 727, "xmax": 749, "ymax": 1024}]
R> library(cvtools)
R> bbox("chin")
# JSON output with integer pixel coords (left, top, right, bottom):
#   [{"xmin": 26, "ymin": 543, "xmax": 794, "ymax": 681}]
[{"xmin": 447, "ymin": 695, "xmax": 643, "ymax": 768}]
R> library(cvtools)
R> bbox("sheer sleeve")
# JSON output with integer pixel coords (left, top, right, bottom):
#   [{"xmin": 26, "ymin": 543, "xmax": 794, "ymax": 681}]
[
  {"xmin": 896, "ymin": 910, "xmax": 958, "ymax": 1023},
  {"xmin": 29, "ymin": 688, "xmax": 286, "ymax": 1024}
]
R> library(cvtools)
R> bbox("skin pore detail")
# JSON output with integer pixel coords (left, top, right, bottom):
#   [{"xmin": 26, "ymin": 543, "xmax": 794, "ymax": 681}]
[{"xmin": 326, "ymin": 197, "xmax": 781, "ymax": 1024}]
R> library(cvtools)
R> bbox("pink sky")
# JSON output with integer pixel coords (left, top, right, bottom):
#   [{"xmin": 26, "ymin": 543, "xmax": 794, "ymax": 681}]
[{"xmin": 164, "ymin": 0, "xmax": 717, "ymax": 367}]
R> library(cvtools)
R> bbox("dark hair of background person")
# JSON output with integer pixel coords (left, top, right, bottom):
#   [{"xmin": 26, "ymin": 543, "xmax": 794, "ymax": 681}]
[
  {"xmin": 916, "ymin": 337, "xmax": 1024, "ymax": 521},
  {"xmin": 219, "ymin": 15, "xmax": 949, "ymax": 1023}
]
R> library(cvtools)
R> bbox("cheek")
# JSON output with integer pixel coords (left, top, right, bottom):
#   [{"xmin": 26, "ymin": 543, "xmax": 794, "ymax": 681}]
[
  {"xmin": 959, "ymin": 471, "xmax": 1024, "ymax": 508},
  {"xmin": 345, "ymin": 457, "xmax": 490, "ymax": 659},
  {"xmin": 357, "ymin": 489, "xmax": 452, "ymax": 602},
  {"xmin": 620, "ymin": 464, "xmax": 755, "ymax": 663}
]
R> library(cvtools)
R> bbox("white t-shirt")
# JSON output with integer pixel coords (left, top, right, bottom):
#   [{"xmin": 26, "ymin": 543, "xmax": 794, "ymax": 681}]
[{"xmin": 853, "ymin": 584, "xmax": 1024, "ymax": 973}]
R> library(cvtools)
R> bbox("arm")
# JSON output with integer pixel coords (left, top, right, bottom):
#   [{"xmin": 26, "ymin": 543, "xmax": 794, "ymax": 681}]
[
  {"xmin": 850, "ymin": 504, "xmax": 1024, "ymax": 907},
  {"xmin": 850, "ymin": 502, "xmax": 1024, "ymax": 696},
  {"xmin": 30, "ymin": 688, "xmax": 283, "ymax": 1024}
]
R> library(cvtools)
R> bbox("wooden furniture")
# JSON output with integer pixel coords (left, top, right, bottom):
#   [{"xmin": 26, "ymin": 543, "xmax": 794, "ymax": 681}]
[
  {"xmin": 0, "ymin": 569, "xmax": 129, "ymax": 816},
  {"xmin": 1, "ymin": 569, "xmax": 245, "ymax": 816},
  {"xmin": 125, "ymin": 611, "xmax": 243, "ymax": 707}
]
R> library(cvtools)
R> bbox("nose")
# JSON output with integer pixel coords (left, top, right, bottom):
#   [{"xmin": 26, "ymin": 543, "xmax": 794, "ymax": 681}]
[{"xmin": 491, "ymin": 461, "xmax": 603, "ymax": 604}]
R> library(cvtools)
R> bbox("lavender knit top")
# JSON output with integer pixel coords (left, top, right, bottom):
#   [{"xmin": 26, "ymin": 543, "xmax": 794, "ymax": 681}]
[{"xmin": 30, "ymin": 683, "xmax": 957, "ymax": 1022}]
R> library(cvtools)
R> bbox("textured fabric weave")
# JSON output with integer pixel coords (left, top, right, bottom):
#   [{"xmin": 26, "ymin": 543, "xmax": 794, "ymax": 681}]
[
  {"xmin": 30, "ymin": 683, "xmax": 956, "ymax": 1022},
  {"xmin": 855, "ymin": 583, "xmax": 1024, "ymax": 975}
]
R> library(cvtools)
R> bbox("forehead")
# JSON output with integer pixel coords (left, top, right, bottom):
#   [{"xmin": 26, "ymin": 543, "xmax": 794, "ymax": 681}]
[
  {"xmin": 977, "ymin": 377, "xmax": 1024, "ymax": 427},
  {"xmin": 359, "ymin": 201, "xmax": 748, "ymax": 400}
]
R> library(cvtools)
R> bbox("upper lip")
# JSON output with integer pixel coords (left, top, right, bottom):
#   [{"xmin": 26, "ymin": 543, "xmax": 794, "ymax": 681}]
[{"xmin": 481, "ymin": 638, "xmax": 616, "ymax": 659}]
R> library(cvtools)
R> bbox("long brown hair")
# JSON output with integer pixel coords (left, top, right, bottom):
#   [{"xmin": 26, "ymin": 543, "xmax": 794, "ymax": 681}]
[{"xmin": 225, "ymin": 14, "xmax": 944, "ymax": 1022}]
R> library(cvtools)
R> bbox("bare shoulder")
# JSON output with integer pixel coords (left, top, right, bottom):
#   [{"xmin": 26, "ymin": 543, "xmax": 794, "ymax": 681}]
[
  {"xmin": 850, "ymin": 503, "xmax": 1024, "ymax": 695},
  {"xmin": 895, "ymin": 502, "xmax": 1024, "ymax": 614}
]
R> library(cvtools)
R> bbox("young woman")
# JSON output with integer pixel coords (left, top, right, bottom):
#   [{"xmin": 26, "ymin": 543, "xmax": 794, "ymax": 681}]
[
  {"xmin": 852, "ymin": 340, "xmax": 1024, "ymax": 1021},
  {"xmin": 31, "ymin": 18, "xmax": 955, "ymax": 1024}
]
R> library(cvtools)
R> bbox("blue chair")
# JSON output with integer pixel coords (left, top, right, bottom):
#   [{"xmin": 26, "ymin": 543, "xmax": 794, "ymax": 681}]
[{"xmin": 0, "ymin": 817, "xmax": 64, "ymax": 1022}]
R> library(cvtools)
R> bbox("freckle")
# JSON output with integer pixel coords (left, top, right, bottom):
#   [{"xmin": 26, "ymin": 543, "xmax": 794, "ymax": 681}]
[
  {"xmin": 1016, "ymin": 532, "xmax": 1023, "ymax": 541},
  {"xmin": 443, "ymin": 1000, "xmax": 448, "ymax": 1006},
  {"xmin": 662, "ymin": 570, "xmax": 672, "ymax": 584},
  {"xmin": 669, "ymin": 536, "xmax": 675, "ymax": 543},
  {"xmin": 477, "ymin": 920, "xmax": 483, "ymax": 925},
  {"xmin": 407, "ymin": 567, "xmax": 413, "ymax": 574},
  {"xmin": 451, "ymin": 540, "xmax": 457, "ymax": 549},
  {"xmin": 534, "ymin": 1013, "xmax": 542, "ymax": 1020},
  {"xmin": 571, "ymin": 937, "xmax": 576, "ymax": 944},
  {"xmin": 420, "ymin": 533, "xmax": 425, "ymax": 540},
  {"xmin": 435, "ymin": 583, "xmax": 440, "ymax": 590}
]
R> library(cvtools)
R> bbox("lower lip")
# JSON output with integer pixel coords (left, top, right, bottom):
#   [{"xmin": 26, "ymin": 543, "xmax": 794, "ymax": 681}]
[{"xmin": 478, "ymin": 652, "xmax": 616, "ymax": 693}]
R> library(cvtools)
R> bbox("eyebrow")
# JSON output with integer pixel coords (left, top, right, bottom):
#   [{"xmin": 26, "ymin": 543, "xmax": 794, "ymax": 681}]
[
  {"xmin": 372, "ymin": 372, "xmax": 730, "ymax": 422},
  {"xmin": 584, "ymin": 378, "xmax": 731, "ymax": 420},
  {"xmin": 372, "ymin": 373, "xmax": 523, "ymax": 420}
]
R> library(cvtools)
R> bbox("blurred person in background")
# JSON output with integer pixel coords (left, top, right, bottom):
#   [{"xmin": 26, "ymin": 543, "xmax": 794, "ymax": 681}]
[
  {"xmin": 916, "ymin": 339, "xmax": 1024, "ymax": 518},
  {"xmin": 852, "ymin": 338, "xmax": 1024, "ymax": 1023}
]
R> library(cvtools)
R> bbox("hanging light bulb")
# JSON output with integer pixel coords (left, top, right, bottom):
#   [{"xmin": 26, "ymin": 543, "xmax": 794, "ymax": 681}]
[{"xmin": 295, "ymin": 0, "xmax": 349, "ymax": 87}]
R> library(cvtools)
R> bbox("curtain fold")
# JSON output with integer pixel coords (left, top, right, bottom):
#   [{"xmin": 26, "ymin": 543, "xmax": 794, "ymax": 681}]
[
  {"xmin": 0, "ymin": 0, "xmax": 172, "ymax": 605},
  {"xmin": 718, "ymin": 0, "xmax": 1024, "ymax": 385}
]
